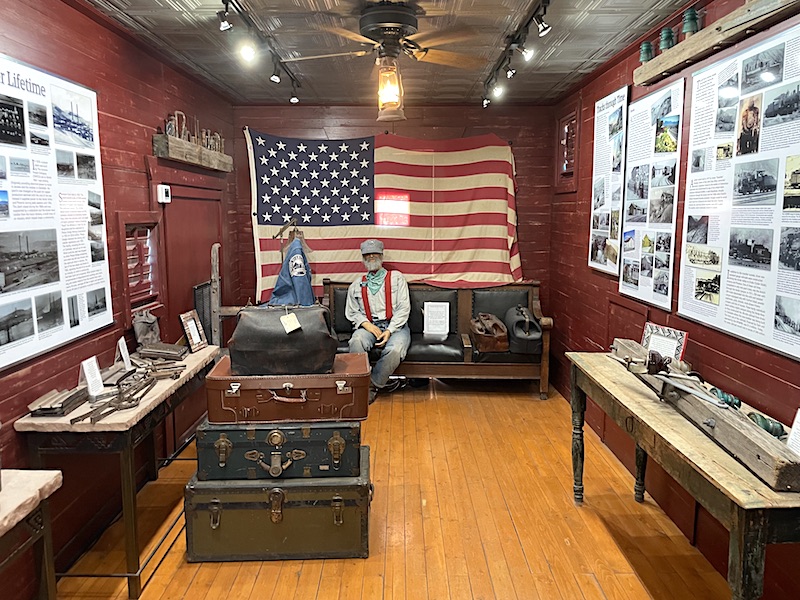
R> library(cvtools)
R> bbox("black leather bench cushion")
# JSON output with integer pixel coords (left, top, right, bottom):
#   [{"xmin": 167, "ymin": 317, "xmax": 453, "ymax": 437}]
[
  {"xmin": 471, "ymin": 350, "xmax": 540, "ymax": 363},
  {"xmin": 472, "ymin": 289, "xmax": 529, "ymax": 318},
  {"xmin": 333, "ymin": 287, "xmax": 353, "ymax": 334},
  {"xmin": 406, "ymin": 333, "xmax": 463, "ymax": 362},
  {"xmin": 407, "ymin": 289, "xmax": 458, "ymax": 334}
]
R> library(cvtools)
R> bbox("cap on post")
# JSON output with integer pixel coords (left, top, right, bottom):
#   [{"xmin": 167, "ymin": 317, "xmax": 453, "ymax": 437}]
[{"xmin": 360, "ymin": 239, "xmax": 384, "ymax": 255}]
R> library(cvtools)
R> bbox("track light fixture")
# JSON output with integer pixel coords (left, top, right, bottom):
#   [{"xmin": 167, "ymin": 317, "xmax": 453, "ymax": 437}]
[
  {"xmin": 480, "ymin": 1, "xmax": 553, "ymax": 106},
  {"xmin": 533, "ymin": 15, "xmax": 551, "ymax": 37},
  {"xmin": 217, "ymin": 10, "xmax": 233, "ymax": 32},
  {"xmin": 240, "ymin": 34, "xmax": 257, "ymax": 62},
  {"xmin": 290, "ymin": 82, "xmax": 299, "ymax": 104},
  {"xmin": 270, "ymin": 60, "xmax": 281, "ymax": 84}
]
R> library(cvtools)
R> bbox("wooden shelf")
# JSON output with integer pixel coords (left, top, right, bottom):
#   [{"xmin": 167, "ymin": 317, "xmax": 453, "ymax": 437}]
[
  {"xmin": 634, "ymin": 0, "xmax": 800, "ymax": 87},
  {"xmin": 152, "ymin": 134, "xmax": 233, "ymax": 172}
]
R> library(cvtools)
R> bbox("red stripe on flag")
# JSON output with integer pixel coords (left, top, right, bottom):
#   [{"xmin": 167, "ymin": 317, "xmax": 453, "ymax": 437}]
[{"xmin": 375, "ymin": 160, "xmax": 515, "ymax": 179}]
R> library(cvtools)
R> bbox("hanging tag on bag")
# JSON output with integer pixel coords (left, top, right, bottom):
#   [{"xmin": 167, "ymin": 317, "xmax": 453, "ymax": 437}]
[{"xmin": 280, "ymin": 312, "xmax": 302, "ymax": 334}]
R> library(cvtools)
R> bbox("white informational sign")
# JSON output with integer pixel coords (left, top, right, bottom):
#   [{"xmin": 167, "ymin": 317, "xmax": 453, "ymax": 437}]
[
  {"xmin": 619, "ymin": 79, "xmax": 684, "ymax": 310},
  {"xmin": 787, "ymin": 409, "xmax": 800, "ymax": 458},
  {"xmin": 641, "ymin": 321, "xmax": 688, "ymax": 360},
  {"xmin": 116, "ymin": 337, "xmax": 132, "ymax": 371},
  {"xmin": 678, "ymin": 25, "xmax": 800, "ymax": 361},
  {"xmin": 79, "ymin": 356, "xmax": 104, "ymax": 396},
  {"xmin": 423, "ymin": 301, "xmax": 449, "ymax": 342},
  {"xmin": 589, "ymin": 86, "xmax": 629, "ymax": 274},
  {"xmin": 0, "ymin": 54, "xmax": 112, "ymax": 371}
]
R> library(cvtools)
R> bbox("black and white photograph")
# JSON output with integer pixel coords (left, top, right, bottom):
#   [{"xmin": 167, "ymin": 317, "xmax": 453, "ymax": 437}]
[
  {"xmin": 77, "ymin": 153, "xmax": 97, "ymax": 180},
  {"xmin": 626, "ymin": 163, "xmax": 650, "ymax": 200},
  {"xmin": 0, "ymin": 229, "xmax": 60, "ymax": 293},
  {"xmin": 648, "ymin": 186, "xmax": 674, "ymax": 224},
  {"xmin": 763, "ymin": 81, "xmax": 800, "ymax": 127},
  {"xmin": 590, "ymin": 233, "xmax": 608, "ymax": 264},
  {"xmin": 654, "ymin": 252, "xmax": 670, "ymax": 269},
  {"xmin": 610, "ymin": 210, "xmax": 620, "ymax": 240},
  {"xmin": 691, "ymin": 149, "xmax": 706, "ymax": 173},
  {"xmin": 783, "ymin": 154, "xmax": 800, "ymax": 209},
  {"xmin": 51, "ymin": 84, "xmax": 95, "ymax": 149},
  {"xmin": 56, "ymin": 149, "xmax": 75, "ymax": 178},
  {"xmin": 651, "ymin": 159, "xmax": 676, "ymax": 186},
  {"xmin": 741, "ymin": 43, "xmax": 785, "ymax": 95},
  {"xmin": 622, "ymin": 258, "xmax": 640, "ymax": 287},
  {"xmin": 0, "ymin": 93, "xmax": 26, "ymax": 146},
  {"xmin": 626, "ymin": 199, "xmax": 647, "ymax": 223},
  {"xmin": 30, "ymin": 130, "xmax": 49, "ymax": 147},
  {"xmin": 88, "ymin": 191, "xmax": 103, "ymax": 225},
  {"xmin": 686, "ymin": 243, "xmax": 722, "ymax": 271},
  {"xmin": 641, "ymin": 233, "xmax": 654, "ymax": 253},
  {"xmin": 656, "ymin": 232, "xmax": 672, "ymax": 253},
  {"xmin": 611, "ymin": 185, "xmax": 621, "ymax": 204},
  {"xmin": 733, "ymin": 158, "xmax": 778, "ymax": 205},
  {"xmin": 592, "ymin": 211, "xmax": 610, "ymax": 231},
  {"xmin": 718, "ymin": 74, "xmax": 739, "ymax": 107},
  {"xmin": 640, "ymin": 254, "xmax": 654, "ymax": 278},
  {"xmin": 729, "ymin": 227, "xmax": 773, "ymax": 270},
  {"xmin": 736, "ymin": 94, "xmax": 762, "ymax": 156},
  {"xmin": 779, "ymin": 227, "xmax": 800, "ymax": 271},
  {"xmin": 694, "ymin": 271, "xmax": 721, "ymax": 305},
  {"xmin": 715, "ymin": 108, "xmax": 736, "ymax": 133},
  {"xmin": 88, "ymin": 224, "xmax": 105, "ymax": 262},
  {"xmin": 608, "ymin": 106, "xmax": 623, "ymax": 138},
  {"xmin": 28, "ymin": 102, "xmax": 48, "ymax": 127},
  {"xmin": 86, "ymin": 288, "xmax": 107, "ymax": 317},
  {"xmin": 623, "ymin": 229, "xmax": 636, "ymax": 252},
  {"xmin": 0, "ymin": 298, "xmax": 34, "ymax": 346},
  {"xmin": 10, "ymin": 156, "xmax": 30, "ymax": 175},
  {"xmin": 650, "ymin": 93, "xmax": 672, "ymax": 125},
  {"xmin": 593, "ymin": 177, "xmax": 605, "ymax": 209},
  {"xmin": 717, "ymin": 143, "xmax": 733, "ymax": 160},
  {"xmin": 67, "ymin": 294, "xmax": 79, "ymax": 328},
  {"xmin": 775, "ymin": 294, "xmax": 800, "ymax": 337},
  {"xmin": 654, "ymin": 115, "xmax": 679, "ymax": 153},
  {"xmin": 0, "ymin": 155, "xmax": 6, "ymax": 179},
  {"xmin": 35, "ymin": 292, "xmax": 64, "ymax": 333},
  {"xmin": 0, "ymin": 190, "xmax": 7, "ymax": 220},
  {"xmin": 653, "ymin": 270, "xmax": 669, "ymax": 295},
  {"xmin": 686, "ymin": 215, "xmax": 709, "ymax": 244},
  {"xmin": 611, "ymin": 132, "xmax": 623, "ymax": 173}
]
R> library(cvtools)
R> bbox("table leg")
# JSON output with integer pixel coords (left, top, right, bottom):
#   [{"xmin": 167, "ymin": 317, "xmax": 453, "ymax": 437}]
[
  {"xmin": 144, "ymin": 430, "xmax": 159, "ymax": 482},
  {"xmin": 570, "ymin": 365, "xmax": 586, "ymax": 504},
  {"xmin": 33, "ymin": 502, "xmax": 57, "ymax": 600},
  {"xmin": 120, "ymin": 444, "xmax": 142, "ymax": 599},
  {"xmin": 634, "ymin": 444, "xmax": 648, "ymax": 503},
  {"xmin": 728, "ymin": 507, "xmax": 767, "ymax": 600}
]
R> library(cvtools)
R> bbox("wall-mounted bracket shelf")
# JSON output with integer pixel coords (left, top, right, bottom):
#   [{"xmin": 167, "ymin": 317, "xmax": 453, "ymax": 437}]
[
  {"xmin": 152, "ymin": 134, "xmax": 233, "ymax": 172},
  {"xmin": 634, "ymin": 0, "xmax": 800, "ymax": 87}
]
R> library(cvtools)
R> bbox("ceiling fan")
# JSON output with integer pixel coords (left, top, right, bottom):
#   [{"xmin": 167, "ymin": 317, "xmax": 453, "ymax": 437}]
[{"xmin": 281, "ymin": 1, "xmax": 486, "ymax": 121}]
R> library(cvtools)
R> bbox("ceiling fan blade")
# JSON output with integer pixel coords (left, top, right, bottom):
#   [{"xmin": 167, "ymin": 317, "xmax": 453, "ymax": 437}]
[
  {"xmin": 281, "ymin": 50, "xmax": 372, "ymax": 63},
  {"xmin": 413, "ymin": 48, "xmax": 486, "ymax": 70},
  {"xmin": 406, "ymin": 25, "xmax": 478, "ymax": 49},
  {"xmin": 321, "ymin": 26, "xmax": 379, "ymax": 47}
]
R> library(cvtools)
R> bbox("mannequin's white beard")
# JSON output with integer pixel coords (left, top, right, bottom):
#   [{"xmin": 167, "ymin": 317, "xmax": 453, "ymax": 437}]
[{"xmin": 364, "ymin": 257, "xmax": 383, "ymax": 272}]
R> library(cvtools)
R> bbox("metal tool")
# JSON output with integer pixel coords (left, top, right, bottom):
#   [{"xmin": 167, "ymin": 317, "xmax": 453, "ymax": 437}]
[{"xmin": 70, "ymin": 375, "xmax": 157, "ymax": 424}]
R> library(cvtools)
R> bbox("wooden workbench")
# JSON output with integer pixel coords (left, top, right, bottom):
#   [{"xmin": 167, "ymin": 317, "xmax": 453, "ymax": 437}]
[{"xmin": 567, "ymin": 351, "xmax": 800, "ymax": 600}]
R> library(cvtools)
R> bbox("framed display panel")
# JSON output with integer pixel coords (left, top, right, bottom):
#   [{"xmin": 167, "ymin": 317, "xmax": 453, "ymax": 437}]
[
  {"xmin": 180, "ymin": 309, "xmax": 208, "ymax": 352},
  {"xmin": 0, "ymin": 54, "xmax": 112, "ymax": 371}
]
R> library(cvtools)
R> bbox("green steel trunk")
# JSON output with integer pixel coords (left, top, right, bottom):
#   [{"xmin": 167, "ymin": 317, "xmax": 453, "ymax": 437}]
[{"xmin": 184, "ymin": 446, "xmax": 371, "ymax": 562}]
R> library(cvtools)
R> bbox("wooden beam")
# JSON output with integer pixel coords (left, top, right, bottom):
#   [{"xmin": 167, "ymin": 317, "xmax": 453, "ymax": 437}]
[
  {"xmin": 152, "ymin": 134, "xmax": 233, "ymax": 172},
  {"xmin": 633, "ymin": 0, "xmax": 800, "ymax": 87}
]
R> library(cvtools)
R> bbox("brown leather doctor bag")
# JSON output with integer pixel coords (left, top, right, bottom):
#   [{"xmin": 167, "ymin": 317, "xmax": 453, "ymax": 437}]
[{"xmin": 469, "ymin": 312, "xmax": 509, "ymax": 353}]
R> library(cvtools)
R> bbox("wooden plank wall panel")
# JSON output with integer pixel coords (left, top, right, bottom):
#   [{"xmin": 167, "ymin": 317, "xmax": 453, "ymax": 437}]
[
  {"xmin": 550, "ymin": 1, "xmax": 800, "ymax": 597},
  {"xmin": 0, "ymin": 3, "xmax": 237, "ymax": 598},
  {"xmin": 232, "ymin": 105, "xmax": 555, "ymax": 309}
]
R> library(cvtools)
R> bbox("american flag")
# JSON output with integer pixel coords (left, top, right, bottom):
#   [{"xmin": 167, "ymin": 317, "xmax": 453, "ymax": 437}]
[{"xmin": 244, "ymin": 127, "xmax": 522, "ymax": 302}]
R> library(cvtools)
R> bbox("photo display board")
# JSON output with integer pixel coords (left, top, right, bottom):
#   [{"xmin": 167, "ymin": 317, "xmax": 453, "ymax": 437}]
[
  {"xmin": 0, "ymin": 54, "xmax": 112, "ymax": 371},
  {"xmin": 678, "ymin": 25, "xmax": 800, "ymax": 360},
  {"xmin": 620, "ymin": 80, "xmax": 685, "ymax": 310},
  {"xmin": 589, "ymin": 86, "xmax": 629, "ymax": 274}
]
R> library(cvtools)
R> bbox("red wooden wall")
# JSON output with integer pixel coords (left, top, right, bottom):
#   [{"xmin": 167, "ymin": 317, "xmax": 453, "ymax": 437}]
[
  {"xmin": 0, "ymin": 3, "xmax": 237, "ymax": 598},
  {"xmin": 550, "ymin": 1, "xmax": 800, "ymax": 597}
]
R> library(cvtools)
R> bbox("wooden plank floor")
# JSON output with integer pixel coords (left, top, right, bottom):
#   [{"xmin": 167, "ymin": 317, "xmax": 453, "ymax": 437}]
[{"xmin": 57, "ymin": 379, "xmax": 730, "ymax": 600}]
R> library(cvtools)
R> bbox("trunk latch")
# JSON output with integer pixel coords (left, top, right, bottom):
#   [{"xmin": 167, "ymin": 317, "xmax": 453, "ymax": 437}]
[
  {"xmin": 269, "ymin": 488, "xmax": 285, "ymax": 523},
  {"xmin": 214, "ymin": 434, "xmax": 233, "ymax": 467}
]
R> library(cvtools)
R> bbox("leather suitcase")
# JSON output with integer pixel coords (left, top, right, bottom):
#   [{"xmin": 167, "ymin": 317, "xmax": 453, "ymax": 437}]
[
  {"xmin": 196, "ymin": 418, "xmax": 361, "ymax": 480},
  {"xmin": 206, "ymin": 353, "xmax": 370, "ymax": 424},
  {"xmin": 185, "ymin": 445, "xmax": 371, "ymax": 562}
]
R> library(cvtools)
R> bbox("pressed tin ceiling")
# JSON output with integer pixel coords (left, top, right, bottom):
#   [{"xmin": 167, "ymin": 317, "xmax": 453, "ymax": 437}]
[{"xmin": 83, "ymin": 0, "xmax": 692, "ymax": 105}]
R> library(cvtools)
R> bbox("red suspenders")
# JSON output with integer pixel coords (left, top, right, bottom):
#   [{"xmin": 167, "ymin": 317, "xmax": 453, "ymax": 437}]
[{"xmin": 360, "ymin": 271, "xmax": 393, "ymax": 323}]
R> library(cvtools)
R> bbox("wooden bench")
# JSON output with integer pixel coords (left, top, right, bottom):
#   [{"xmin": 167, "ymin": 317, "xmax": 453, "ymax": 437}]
[{"xmin": 322, "ymin": 279, "xmax": 552, "ymax": 399}]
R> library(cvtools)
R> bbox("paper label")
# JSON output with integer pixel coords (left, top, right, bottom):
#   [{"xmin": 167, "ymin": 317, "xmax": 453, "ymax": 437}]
[
  {"xmin": 423, "ymin": 302, "xmax": 449, "ymax": 335},
  {"xmin": 187, "ymin": 319, "xmax": 201, "ymax": 345},
  {"xmin": 280, "ymin": 312, "xmax": 302, "ymax": 334},
  {"xmin": 117, "ymin": 337, "xmax": 132, "ymax": 371},
  {"xmin": 80, "ymin": 356, "xmax": 104, "ymax": 395},
  {"xmin": 787, "ymin": 409, "xmax": 800, "ymax": 458}
]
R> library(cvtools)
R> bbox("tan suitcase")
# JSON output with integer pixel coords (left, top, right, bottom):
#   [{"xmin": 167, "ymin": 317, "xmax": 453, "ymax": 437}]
[{"xmin": 206, "ymin": 353, "xmax": 370, "ymax": 423}]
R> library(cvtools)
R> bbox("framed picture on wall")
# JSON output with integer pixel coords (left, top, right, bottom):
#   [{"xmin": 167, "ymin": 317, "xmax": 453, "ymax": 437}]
[
  {"xmin": 555, "ymin": 98, "xmax": 581, "ymax": 194},
  {"xmin": 180, "ymin": 309, "xmax": 208, "ymax": 352}
]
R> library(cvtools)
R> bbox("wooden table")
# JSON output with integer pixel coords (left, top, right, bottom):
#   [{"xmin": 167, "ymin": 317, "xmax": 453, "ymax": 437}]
[
  {"xmin": 0, "ymin": 469, "xmax": 62, "ymax": 599},
  {"xmin": 567, "ymin": 351, "xmax": 800, "ymax": 600},
  {"xmin": 14, "ymin": 345, "xmax": 219, "ymax": 599}
]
